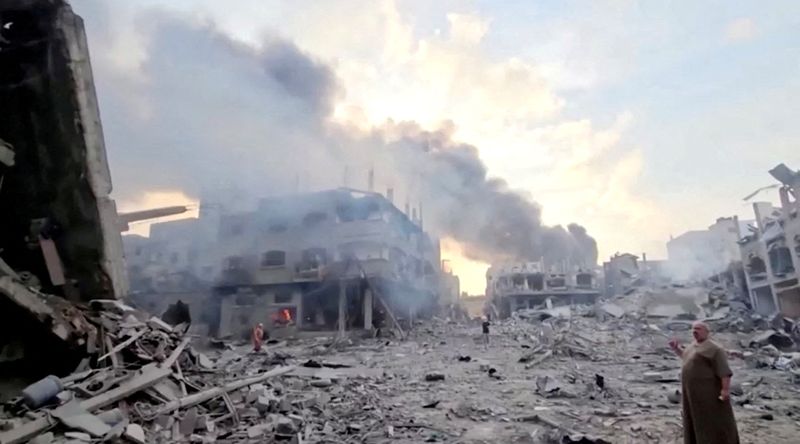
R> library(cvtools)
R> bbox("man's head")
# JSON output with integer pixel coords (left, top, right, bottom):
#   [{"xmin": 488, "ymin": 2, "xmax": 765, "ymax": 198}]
[
  {"xmin": 257, "ymin": 323, "xmax": 263, "ymax": 328},
  {"xmin": 692, "ymin": 321, "xmax": 710, "ymax": 342}
]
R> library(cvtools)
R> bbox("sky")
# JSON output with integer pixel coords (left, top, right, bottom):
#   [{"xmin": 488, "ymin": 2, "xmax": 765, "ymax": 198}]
[{"xmin": 72, "ymin": 0, "xmax": 800, "ymax": 295}]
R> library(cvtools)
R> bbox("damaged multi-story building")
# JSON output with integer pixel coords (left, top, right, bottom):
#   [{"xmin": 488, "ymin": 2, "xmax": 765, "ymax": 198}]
[
  {"xmin": 740, "ymin": 164, "xmax": 800, "ymax": 318},
  {"xmin": 206, "ymin": 188, "xmax": 443, "ymax": 338},
  {"xmin": 486, "ymin": 261, "xmax": 600, "ymax": 317}
]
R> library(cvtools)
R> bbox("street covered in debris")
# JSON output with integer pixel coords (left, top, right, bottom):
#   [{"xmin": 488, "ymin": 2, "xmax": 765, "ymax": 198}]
[{"xmin": 2, "ymin": 284, "xmax": 800, "ymax": 443}]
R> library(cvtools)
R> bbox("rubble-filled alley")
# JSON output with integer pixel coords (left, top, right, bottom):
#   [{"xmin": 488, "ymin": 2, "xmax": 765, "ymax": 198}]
[{"xmin": 2, "ymin": 284, "xmax": 800, "ymax": 443}]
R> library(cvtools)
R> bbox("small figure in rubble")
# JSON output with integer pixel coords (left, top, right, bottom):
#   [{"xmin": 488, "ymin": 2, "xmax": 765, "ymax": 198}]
[
  {"xmin": 481, "ymin": 317, "xmax": 490, "ymax": 347},
  {"xmin": 669, "ymin": 321, "xmax": 740, "ymax": 444},
  {"xmin": 252, "ymin": 323, "xmax": 265, "ymax": 352}
]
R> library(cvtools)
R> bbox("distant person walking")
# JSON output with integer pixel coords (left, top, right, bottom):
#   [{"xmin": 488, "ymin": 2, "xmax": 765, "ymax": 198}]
[
  {"xmin": 252, "ymin": 323, "xmax": 265, "ymax": 352},
  {"xmin": 481, "ymin": 317, "xmax": 490, "ymax": 348},
  {"xmin": 669, "ymin": 321, "xmax": 739, "ymax": 444}
]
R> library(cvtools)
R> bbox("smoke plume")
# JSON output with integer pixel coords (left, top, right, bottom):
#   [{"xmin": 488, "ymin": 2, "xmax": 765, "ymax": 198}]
[{"xmin": 79, "ymin": 7, "xmax": 598, "ymax": 267}]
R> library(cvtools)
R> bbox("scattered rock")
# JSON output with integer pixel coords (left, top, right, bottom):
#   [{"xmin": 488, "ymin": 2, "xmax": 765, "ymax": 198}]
[
  {"xmin": 124, "ymin": 424, "xmax": 146, "ymax": 444},
  {"xmin": 274, "ymin": 416, "xmax": 298, "ymax": 436},
  {"xmin": 310, "ymin": 378, "xmax": 333, "ymax": 388},
  {"xmin": 29, "ymin": 432, "xmax": 54, "ymax": 444},
  {"xmin": 63, "ymin": 432, "xmax": 91, "ymax": 442},
  {"xmin": 425, "ymin": 373, "xmax": 445, "ymax": 382}
]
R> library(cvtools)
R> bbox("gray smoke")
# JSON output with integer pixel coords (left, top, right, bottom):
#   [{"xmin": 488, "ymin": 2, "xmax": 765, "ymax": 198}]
[{"xmin": 77, "ymin": 6, "xmax": 598, "ymax": 267}]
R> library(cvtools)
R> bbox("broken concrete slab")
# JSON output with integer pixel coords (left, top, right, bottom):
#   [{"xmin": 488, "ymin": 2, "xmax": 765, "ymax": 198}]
[
  {"xmin": 123, "ymin": 424, "xmax": 146, "ymax": 444},
  {"xmin": 750, "ymin": 330, "xmax": 795, "ymax": 350},
  {"xmin": 599, "ymin": 302, "xmax": 625, "ymax": 318},
  {"xmin": 274, "ymin": 416, "xmax": 298, "ymax": 436},
  {"xmin": 179, "ymin": 407, "xmax": 198, "ymax": 436},
  {"xmin": 147, "ymin": 317, "xmax": 174, "ymax": 333},
  {"xmin": 51, "ymin": 401, "xmax": 111, "ymax": 437},
  {"xmin": 63, "ymin": 432, "xmax": 91, "ymax": 442},
  {"xmin": 27, "ymin": 433, "xmax": 53, "ymax": 444}
]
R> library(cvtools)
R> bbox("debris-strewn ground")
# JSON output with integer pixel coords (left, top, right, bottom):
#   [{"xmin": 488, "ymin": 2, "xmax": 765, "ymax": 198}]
[
  {"xmin": 3, "ymin": 287, "xmax": 800, "ymax": 443},
  {"xmin": 222, "ymin": 313, "xmax": 799, "ymax": 444}
]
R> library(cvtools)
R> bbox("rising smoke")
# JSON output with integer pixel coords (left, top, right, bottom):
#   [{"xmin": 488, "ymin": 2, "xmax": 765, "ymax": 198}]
[{"xmin": 79, "ymin": 6, "xmax": 598, "ymax": 268}]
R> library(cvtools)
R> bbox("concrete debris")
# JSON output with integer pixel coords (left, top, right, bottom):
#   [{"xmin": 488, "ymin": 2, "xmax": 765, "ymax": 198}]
[
  {"xmin": 51, "ymin": 401, "xmax": 111, "ymax": 437},
  {"xmin": 425, "ymin": 373, "xmax": 446, "ymax": 382},
  {"xmin": 62, "ymin": 432, "xmax": 91, "ymax": 442},
  {"xmin": 27, "ymin": 433, "xmax": 53, "ymax": 444},
  {"xmin": 749, "ymin": 330, "xmax": 795, "ymax": 350},
  {"xmin": 123, "ymin": 424, "xmax": 146, "ymax": 444}
]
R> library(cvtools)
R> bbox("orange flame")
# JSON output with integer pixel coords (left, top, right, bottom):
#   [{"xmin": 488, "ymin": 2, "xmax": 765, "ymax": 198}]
[{"xmin": 281, "ymin": 309, "xmax": 292, "ymax": 322}]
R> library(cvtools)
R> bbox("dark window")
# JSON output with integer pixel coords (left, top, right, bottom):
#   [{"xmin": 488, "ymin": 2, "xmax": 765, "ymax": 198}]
[
  {"xmin": 769, "ymin": 246, "xmax": 795, "ymax": 275},
  {"xmin": 576, "ymin": 273, "xmax": 593, "ymax": 287},
  {"xmin": 275, "ymin": 289, "xmax": 292, "ymax": 303},
  {"xmin": 748, "ymin": 255, "xmax": 767, "ymax": 274},
  {"xmin": 262, "ymin": 250, "xmax": 286, "ymax": 267},
  {"xmin": 301, "ymin": 248, "xmax": 327, "ymax": 268},
  {"xmin": 527, "ymin": 273, "xmax": 544, "ymax": 290}
]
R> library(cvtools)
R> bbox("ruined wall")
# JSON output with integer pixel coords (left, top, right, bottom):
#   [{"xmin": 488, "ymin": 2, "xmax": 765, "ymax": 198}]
[{"xmin": 0, "ymin": 0, "xmax": 126, "ymax": 300}]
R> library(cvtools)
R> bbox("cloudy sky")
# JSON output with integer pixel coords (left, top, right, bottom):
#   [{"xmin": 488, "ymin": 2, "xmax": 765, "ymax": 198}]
[{"xmin": 72, "ymin": 0, "xmax": 800, "ymax": 294}]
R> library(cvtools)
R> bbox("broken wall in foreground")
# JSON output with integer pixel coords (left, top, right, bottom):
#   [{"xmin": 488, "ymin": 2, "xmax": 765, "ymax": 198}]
[{"xmin": 0, "ymin": 0, "xmax": 127, "ymax": 301}]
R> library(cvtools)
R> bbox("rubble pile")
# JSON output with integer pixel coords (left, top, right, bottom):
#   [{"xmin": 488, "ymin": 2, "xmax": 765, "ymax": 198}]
[
  {"xmin": 0, "ymin": 292, "xmax": 298, "ymax": 444},
  {"xmin": 0, "ymin": 287, "xmax": 454, "ymax": 444}
]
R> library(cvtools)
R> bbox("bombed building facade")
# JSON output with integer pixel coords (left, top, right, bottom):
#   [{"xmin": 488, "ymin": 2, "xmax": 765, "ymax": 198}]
[
  {"xmin": 210, "ymin": 188, "xmax": 441, "ymax": 338},
  {"xmin": 740, "ymin": 164, "xmax": 800, "ymax": 318},
  {"xmin": 122, "ymin": 188, "xmax": 444, "ymax": 339},
  {"xmin": 486, "ymin": 261, "xmax": 600, "ymax": 317}
]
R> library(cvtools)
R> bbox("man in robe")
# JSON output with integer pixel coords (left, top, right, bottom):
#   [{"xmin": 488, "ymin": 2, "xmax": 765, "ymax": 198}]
[{"xmin": 669, "ymin": 321, "xmax": 739, "ymax": 444}]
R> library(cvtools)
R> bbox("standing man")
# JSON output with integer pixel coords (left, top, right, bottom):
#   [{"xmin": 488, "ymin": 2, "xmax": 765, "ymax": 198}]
[
  {"xmin": 481, "ymin": 317, "xmax": 490, "ymax": 348},
  {"xmin": 252, "ymin": 323, "xmax": 265, "ymax": 352},
  {"xmin": 668, "ymin": 321, "xmax": 739, "ymax": 444}
]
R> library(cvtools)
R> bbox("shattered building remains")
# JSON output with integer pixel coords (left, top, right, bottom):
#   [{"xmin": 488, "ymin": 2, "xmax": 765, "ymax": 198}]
[
  {"xmin": 486, "ymin": 261, "xmax": 599, "ymax": 317},
  {"xmin": 0, "ymin": 0, "xmax": 130, "ymax": 381},
  {"xmin": 209, "ymin": 188, "xmax": 442, "ymax": 338},
  {"xmin": 666, "ymin": 216, "xmax": 751, "ymax": 282},
  {"xmin": 740, "ymin": 164, "xmax": 800, "ymax": 318}
]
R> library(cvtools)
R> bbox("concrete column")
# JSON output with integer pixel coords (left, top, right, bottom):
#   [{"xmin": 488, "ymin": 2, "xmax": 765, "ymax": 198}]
[
  {"xmin": 338, "ymin": 280, "xmax": 346, "ymax": 338},
  {"xmin": 293, "ymin": 290, "xmax": 303, "ymax": 328},
  {"xmin": 364, "ymin": 288, "xmax": 373, "ymax": 330}
]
